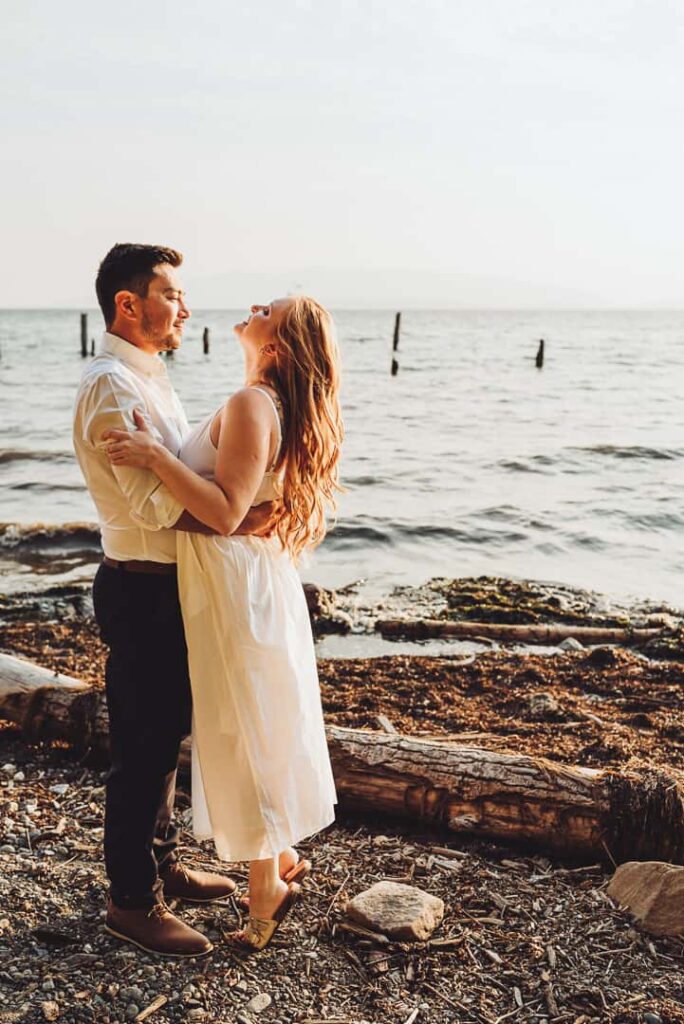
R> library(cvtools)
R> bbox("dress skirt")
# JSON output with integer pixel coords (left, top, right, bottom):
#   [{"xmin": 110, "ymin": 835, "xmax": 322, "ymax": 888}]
[{"xmin": 176, "ymin": 532, "xmax": 337, "ymax": 862}]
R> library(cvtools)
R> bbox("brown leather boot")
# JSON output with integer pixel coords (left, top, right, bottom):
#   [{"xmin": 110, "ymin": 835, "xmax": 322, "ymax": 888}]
[
  {"xmin": 104, "ymin": 899, "xmax": 213, "ymax": 958},
  {"xmin": 160, "ymin": 860, "xmax": 238, "ymax": 903}
]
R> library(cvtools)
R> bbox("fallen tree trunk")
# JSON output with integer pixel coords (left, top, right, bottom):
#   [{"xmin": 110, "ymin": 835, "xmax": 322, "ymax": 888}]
[
  {"xmin": 376, "ymin": 618, "xmax": 664, "ymax": 645},
  {"xmin": 0, "ymin": 652, "xmax": 109, "ymax": 750},
  {"xmin": 2, "ymin": 652, "xmax": 684, "ymax": 864}
]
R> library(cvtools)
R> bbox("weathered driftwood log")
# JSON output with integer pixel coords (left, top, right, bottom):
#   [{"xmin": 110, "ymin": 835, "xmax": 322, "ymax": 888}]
[
  {"xmin": 376, "ymin": 618, "xmax": 664, "ymax": 645},
  {"xmin": 0, "ymin": 652, "xmax": 109, "ymax": 751},
  {"xmin": 2, "ymin": 652, "xmax": 684, "ymax": 863}
]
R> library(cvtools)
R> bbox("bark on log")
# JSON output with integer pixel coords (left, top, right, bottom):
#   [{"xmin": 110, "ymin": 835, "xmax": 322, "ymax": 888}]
[
  {"xmin": 376, "ymin": 618, "xmax": 664, "ymax": 645},
  {"xmin": 2, "ymin": 652, "xmax": 684, "ymax": 864}
]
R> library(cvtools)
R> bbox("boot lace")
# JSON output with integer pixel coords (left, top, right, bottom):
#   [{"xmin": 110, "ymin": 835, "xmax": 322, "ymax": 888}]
[
  {"xmin": 146, "ymin": 901, "xmax": 171, "ymax": 921},
  {"xmin": 175, "ymin": 862, "xmax": 192, "ymax": 884}
]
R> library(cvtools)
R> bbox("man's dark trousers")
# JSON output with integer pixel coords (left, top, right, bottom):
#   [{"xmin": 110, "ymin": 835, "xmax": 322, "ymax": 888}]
[{"xmin": 93, "ymin": 562, "xmax": 192, "ymax": 909}]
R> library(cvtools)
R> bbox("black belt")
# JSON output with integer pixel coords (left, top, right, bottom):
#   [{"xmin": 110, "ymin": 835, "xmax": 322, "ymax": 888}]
[{"xmin": 102, "ymin": 556, "xmax": 177, "ymax": 576}]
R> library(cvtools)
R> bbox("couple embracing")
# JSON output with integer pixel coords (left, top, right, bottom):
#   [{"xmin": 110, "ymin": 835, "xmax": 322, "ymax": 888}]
[{"xmin": 73, "ymin": 243, "xmax": 342, "ymax": 956}]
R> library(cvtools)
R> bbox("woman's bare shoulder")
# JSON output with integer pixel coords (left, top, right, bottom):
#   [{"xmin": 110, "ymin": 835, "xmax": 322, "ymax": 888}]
[{"xmin": 225, "ymin": 387, "xmax": 277, "ymax": 416}]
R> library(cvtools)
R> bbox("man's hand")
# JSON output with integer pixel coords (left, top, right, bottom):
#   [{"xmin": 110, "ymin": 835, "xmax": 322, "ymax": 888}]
[
  {"xmin": 234, "ymin": 501, "xmax": 280, "ymax": 537},
  {"xmin": 173, "ymin": 502, "xmax": 280, "ymax": 537},
  {"xmin": 103, "ymin": 409, "xmax": 162, "ymax": 470}
]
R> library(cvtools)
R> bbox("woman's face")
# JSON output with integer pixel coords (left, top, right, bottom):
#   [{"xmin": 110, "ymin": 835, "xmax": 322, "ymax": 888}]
[{"xmin": 234, "ymin": 298, "xmax": 293, "ymax": 349}]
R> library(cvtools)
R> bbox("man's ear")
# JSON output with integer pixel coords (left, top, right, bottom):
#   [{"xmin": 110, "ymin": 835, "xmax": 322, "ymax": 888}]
[{"xmin": 114, "ymin": 289, "xmax": 138, "ymax": 323}]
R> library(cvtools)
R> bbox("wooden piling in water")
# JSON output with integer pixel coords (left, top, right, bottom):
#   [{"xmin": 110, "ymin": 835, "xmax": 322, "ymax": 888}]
[
  {"xmin": 391, "ymin": 312, "xmax": 401, "ymax": 375},
  {"xmin": 393, "ymin": 312, "xmax": 401, "ymax": 351},
  {"xmin": 80, "ymin": 314, "xmax": 88, "ymax": 358},
  {"xmin": 203, "ymin": 327, "xmax": 210, "ymax": 355},
  {"xmin": 536, "ymin": 339, "xmax": 545, "ymax": 369}
]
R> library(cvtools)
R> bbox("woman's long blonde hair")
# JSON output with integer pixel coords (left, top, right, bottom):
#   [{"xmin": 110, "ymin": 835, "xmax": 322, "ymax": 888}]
[{"xmin": 266, "ymin": 296, "xmax": 343, "ymax": 560}]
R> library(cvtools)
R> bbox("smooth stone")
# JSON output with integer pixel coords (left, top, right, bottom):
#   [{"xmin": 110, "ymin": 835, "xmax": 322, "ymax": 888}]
[
  {"xmin": 245, "ymin": 993, "xmax": 272, "ymax": 1013},
  {"xmin": 120, "ymin": 986, "xmax": 144, "ymax": 1002},
  {"xmin": 558, "ymin": 636, "xmax": 584, "ymax": 651},
  {"xmin": 41, "ymin": 1002, "xmax": 60, "ymax": 1022},
  {"xmin": 345, "ymin": 881, "xmax": 444, "ymax": 941},
  {"xmin": 608, "ymin": 861, "xmax": 684, "ymax": 937}
]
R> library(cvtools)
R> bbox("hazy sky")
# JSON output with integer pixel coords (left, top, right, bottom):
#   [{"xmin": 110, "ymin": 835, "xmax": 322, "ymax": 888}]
[{"xmin": 2, "ymin": 0, "xmax": 683, "ymax": 307}]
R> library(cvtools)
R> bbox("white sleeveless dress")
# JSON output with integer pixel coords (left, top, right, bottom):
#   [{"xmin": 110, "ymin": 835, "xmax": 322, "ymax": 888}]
[{"xmin": 176, "ymin": 388, "xmax": 337, "ymax": 862}]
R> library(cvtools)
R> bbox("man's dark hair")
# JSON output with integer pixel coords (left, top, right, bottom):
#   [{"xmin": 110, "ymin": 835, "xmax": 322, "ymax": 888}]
[{"xmin": 95, "ymin": 243, "xmax": 183, "ymax": 327}]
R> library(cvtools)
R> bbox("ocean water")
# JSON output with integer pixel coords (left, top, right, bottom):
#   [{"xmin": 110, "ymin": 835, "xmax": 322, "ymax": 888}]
[{"xmin": 0, "ymin": 308, "xmax": 683, "ymax": 606}]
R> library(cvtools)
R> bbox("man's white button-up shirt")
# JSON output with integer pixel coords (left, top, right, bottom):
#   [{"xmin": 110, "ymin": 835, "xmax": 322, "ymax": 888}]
[{"xmin": 73, "ymin": 332, "xmax": 189, "ymax": 562}]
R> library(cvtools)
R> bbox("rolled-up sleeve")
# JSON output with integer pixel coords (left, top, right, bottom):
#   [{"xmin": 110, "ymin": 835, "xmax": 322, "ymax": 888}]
[{"xmin": 81, "ymin": 373, "xmax": 184, "ymax": 531}]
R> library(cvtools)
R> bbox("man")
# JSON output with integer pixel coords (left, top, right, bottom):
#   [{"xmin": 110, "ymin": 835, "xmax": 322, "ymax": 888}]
[{"xmin": 73, "ymin": 244, "xmax": 266, "ymax": 957}]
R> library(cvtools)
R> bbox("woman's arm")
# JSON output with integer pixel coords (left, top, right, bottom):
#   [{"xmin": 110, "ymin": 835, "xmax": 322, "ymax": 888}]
[{"xmin": 103, "ymin": 391, "xmax": 275, "ymax": 535}]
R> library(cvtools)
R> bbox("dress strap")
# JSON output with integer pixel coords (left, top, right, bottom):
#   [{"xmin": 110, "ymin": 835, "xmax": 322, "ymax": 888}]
[{"xmin": 249, "ymin": 386, "xmax": 283, "ymax": 470}]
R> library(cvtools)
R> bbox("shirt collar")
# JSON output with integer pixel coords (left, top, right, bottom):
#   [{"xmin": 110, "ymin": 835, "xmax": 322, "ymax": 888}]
[{"xmin": 100, "ymin": 332, "xmax": 167, "ymax": 377}]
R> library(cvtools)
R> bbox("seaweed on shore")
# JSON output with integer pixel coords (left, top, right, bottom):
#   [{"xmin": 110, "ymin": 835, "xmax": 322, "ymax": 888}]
[{"xmin": 431, "ymin": 575, "xmax": 661, "ymax": 627}]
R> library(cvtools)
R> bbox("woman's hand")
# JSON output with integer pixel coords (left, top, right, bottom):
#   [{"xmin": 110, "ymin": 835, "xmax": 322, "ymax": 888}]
[{"xmin": 103, "ymin": 409, "xmax": 165, "ymax": 470}]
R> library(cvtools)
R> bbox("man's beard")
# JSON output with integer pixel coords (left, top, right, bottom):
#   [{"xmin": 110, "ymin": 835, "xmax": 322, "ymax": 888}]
[{"xmin": 141, "ymin": 312, "xmax": 178, "ymax": 351}]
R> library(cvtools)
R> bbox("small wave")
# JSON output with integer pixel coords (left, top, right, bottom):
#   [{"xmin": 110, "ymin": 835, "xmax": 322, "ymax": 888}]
[
  {"xmin": 0, "ymin": 522, "xmax": 100, "ymax": 550},
  {"xmin": 498, "ymin": 454, "xmax": 557, "ymax": 474},
  {"xmin": 623, "ymin": 511, "xmax": 684, "ymax": 531},
  {"xmin": 570, "ymin": 445, "xmax": 683, "ymax": 461},
  {"xmin": 11, "ymin": 482, "xmax": 86, "ymax": 493},
  {"xmin": 327, "ymin": 518, "xmax": 529, "ymax": 548},
  {"xmin": 345, "ymin": 475, "xmax": 384, "ymax": 487},
  {"xmin": 0, "ymin": 449, "xmax": 74, "ymax": 466}
]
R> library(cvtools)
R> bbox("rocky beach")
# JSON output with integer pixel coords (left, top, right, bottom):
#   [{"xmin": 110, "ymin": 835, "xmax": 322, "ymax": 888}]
[{"xmin": 1, "ymin": 575, "xmax": 684, "ymax": 1024}]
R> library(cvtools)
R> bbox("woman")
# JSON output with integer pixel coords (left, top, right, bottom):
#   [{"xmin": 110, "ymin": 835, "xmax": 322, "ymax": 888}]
[{"xmin": 104, "ymin": 296, "xmax": 342, "ymax": 950}]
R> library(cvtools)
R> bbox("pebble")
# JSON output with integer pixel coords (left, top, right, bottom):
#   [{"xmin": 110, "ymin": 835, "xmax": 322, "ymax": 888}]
[
  {"xmin": 41, "ymin": 1002, "xmax": 60, "ymax": 1022},
  {"xmin": 644, "ymin": 1015, "xmax": 663, "ymax": 1024},
  {"xmin": 125, "ymin": 1004, "xmax": 140, "ymax": 1021},
  {"xmin": 558, "ymin": 636, "xmax": 584, "ymax": 651},
  {"xmin": 245, "ymin": 992, "xmax": 272, "ymax": 1013},
  {"xmin": 0, "ymin": 845, "xmax": 15, "ymax": 854},
  {"xmin": 42, "ymin": 979, "xmax": 55, "ymax": 991},
  {"xmin": 1, "ymin": 764, "xmax": 15, "ymax": 775},
  {"xmin": 186, "ymin": 1011, "xmax": 207, "ymax": 1022},
  {"xmin": 120, "ymin": 985, "xmax": 144, "ymax": 1002},
  {"xmin": 13, "ymin": 771, "xmax": 26, "ymax": 782},
  {"xmin": 49, "ymin": 784, "xmax": 69, "ymax": 796}
]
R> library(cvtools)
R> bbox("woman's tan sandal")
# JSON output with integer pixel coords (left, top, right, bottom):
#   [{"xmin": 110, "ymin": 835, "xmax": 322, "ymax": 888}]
[
  {"xmin": 237, "ymin": 859, "xmax": 311, "ymax": 912},
  {"xmin": 284, "ymin": 858, "xmax": 312, "ymax": 885},
  {"xmin": 230, "ymin": 882, "xmax": 300, "ymax": 952}
]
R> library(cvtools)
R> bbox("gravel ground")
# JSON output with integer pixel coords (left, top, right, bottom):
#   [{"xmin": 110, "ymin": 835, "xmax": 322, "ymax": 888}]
[
  {"xmin": 2, "ymin": 572, "xmax": 684, "ymax": 1024},
  {"xmin": 2, "ymin": 731, "xmax": 684, "ymax": 1024}
]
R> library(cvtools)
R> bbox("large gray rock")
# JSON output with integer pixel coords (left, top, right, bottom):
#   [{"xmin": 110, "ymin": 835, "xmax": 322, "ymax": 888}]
[
  {"xmin": 608, "ymin": 861, "xmax": 684, "ymax": 937},
  {"xmin": 344, "ymin": 881, "xmax": 444, "ymax": 941}
]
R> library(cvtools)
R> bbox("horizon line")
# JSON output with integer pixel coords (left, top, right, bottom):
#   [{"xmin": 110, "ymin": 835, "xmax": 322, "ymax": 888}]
[{"xmin": 2, "ymin": 305, "xmax": 684, "ymax": 314}]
